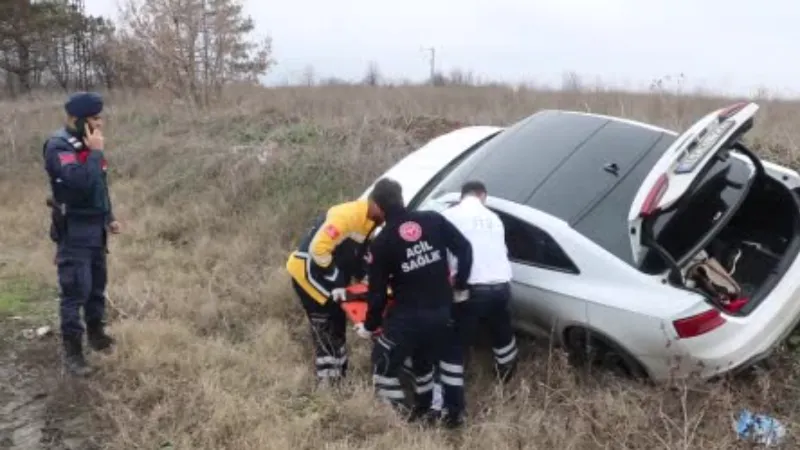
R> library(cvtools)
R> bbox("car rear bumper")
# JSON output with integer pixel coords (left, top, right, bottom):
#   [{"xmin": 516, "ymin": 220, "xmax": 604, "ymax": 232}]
[{"xmin": 645, "ymin": 254, "xmax": 800, "ymax": 382}]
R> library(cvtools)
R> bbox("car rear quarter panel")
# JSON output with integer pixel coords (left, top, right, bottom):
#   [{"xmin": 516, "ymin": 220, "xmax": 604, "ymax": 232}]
[
  {"xmin": 761, "ymin": 158, "xmax": 800, "ymax": 189},
  {"xmin": 497, "ymin": 199, "xmax": 704, "ymax": 368}
]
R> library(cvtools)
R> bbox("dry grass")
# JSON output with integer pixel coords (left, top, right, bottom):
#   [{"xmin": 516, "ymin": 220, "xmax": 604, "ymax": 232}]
[{"xmin": 4, "ymin": 84, "xmax": 800, "ymax": 449}]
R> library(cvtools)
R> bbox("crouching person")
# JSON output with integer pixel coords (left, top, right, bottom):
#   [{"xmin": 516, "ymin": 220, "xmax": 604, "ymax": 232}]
[
  {"xmin": 353, "ymin": 177, "xmax": 473, "ymax": 428},
  {"xmin": 285, "ymin": 195, "xmax": 384, "ymax": 386}
]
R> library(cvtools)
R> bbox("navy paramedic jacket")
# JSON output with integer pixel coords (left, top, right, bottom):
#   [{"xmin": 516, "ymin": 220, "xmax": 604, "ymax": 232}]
[
  {"xmin": 43, "ymin": 128, "xmax": 114, "ymax": 248},
  {"xmin": 363, "ymin": 207, "xmax": 473, "ymax": 332}
]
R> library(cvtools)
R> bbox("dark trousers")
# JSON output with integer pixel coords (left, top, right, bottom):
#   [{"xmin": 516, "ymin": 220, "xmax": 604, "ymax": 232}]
[
  {"xmin": 453, "ymin": 282, "xmax": 518, "ymax": 378},
  {"xmin": 292, "ymin": 280, "xmax": 348, "ymax": 381},
  {"xmin": 372, "ymin": 308, "xmax": 465, "ymax": 415},
  {"xmin": 56, "ymin": 245, "xmax": 108, "ymax": 339}
]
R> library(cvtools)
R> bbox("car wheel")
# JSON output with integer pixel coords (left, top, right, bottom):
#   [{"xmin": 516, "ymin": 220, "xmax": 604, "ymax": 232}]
[{"xmin": 565, "ymin": 327, "xmax": 648, "ymax": 381}]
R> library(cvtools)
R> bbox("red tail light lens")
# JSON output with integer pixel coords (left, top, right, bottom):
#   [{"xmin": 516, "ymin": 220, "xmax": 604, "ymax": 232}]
[
  {"xmin": 640, "ymin": 173, "xmax": 669, "ymax": 217},
  {"xmin": 673, "ymin": 309, "xmax": 726, "ymax": 339},
  {"xmin": 718, "ymin": 102, "xmax": 749, "ymax": 120}
]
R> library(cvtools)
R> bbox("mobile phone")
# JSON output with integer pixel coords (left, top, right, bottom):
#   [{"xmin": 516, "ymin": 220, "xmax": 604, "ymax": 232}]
[{"xmin": 75, "ymin": 117, "xmax": 93, "ymax": 138}]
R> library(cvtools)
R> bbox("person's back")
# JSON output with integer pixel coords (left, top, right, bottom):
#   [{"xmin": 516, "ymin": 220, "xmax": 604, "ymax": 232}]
[
  {"xmin": 360, "ymin": 178, "xmax": 472, "ymax": 428},
  {"xmin": 286, "ymin": 199, "xmax": 377, "ymax": 300},
  {"xmin": 284, "ymin": 197, "xmax": 382, "ymax": 386},
  {"xmin": 439, "ymin": 180, "xmax": 518, "ymax": 384},
  {"xmin": 373, "ymin": 209, "xmax": 464, "ymax": 316},
  {"xmin": 441, "ymin": 195, "xmax": 511, "ymax": 285}
]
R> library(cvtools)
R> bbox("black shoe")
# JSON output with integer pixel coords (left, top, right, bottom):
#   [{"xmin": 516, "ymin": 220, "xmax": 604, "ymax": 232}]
[
  {"xmin": 316, "ymin": 376, "xmax": 341, "ymax": 389},
  {"xmin": 495, "ymin": 361, "xmax": 517, "ymax": 384},
  {"xmin": 87, "ymin": 323, "xmax": 114, "ymax": 352},
  {"xmin": 407, "ymin": 407, "xmax": 439, "ymax": 426},
  {"xmin": 440, "ymin": 411, "xmax": 465, "ymax": 429},
  {"xmin": 62, "ymin": 335, "xmax": 93, "ymax": 377}
]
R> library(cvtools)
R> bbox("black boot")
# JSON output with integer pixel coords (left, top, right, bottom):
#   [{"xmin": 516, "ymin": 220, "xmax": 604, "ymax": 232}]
[
  {"xmin": 495, "ymin": 361, "xmax": 517, "ymax": 384},
  {"xmin": 86, "ymin": 321, "xmax": 114, "ymax": 352},
  {"xmin": 407, "ymin": 406, "xmax": 439, "ymax": 427},
  {"xmin": 62, "ymin": 335, "xmax": 93, "ymax": 377},
  {"xmin": 440, "ymin": 410, "xmax": 465, "ymax": 429}
]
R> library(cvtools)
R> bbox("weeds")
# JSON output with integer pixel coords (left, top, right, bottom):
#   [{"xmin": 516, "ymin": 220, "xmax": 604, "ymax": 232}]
[{"xmin": 1, "ymin": 84, "xmax": 798, "ymax": 448}]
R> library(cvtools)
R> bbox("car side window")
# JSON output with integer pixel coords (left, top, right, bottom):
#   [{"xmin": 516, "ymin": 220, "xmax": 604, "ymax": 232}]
[{"xmin": 489, "ymin": 208, "xmax": 580, "ymax": 274}]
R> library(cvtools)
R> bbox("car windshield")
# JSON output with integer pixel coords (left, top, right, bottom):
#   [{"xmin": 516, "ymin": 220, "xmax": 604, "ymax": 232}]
[{"xmin": 639, "ymin": 150, "xmax": 755, "ymax": 273}]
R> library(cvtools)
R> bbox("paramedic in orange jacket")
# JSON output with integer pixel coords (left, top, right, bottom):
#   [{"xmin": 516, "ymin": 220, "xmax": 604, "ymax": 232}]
[{"xmin": 286, "ymin": 196, "xmax": 387, "ymax": 385}]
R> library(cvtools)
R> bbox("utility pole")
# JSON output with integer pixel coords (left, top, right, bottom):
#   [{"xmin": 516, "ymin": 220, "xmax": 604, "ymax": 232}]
[{"xmin": 422, "ymin": 46, "xmax": 436, "ymax": 85}]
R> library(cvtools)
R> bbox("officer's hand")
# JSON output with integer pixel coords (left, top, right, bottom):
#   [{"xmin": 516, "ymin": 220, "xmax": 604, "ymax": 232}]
[
  {"xmin": 453, "ymin": 289, "xmax": 470, "ymax": 303},
  {"xmin": 84, "ymin": 125, "xmax": 104, "ymax": 150},
  {"xmin": 331, "ymin": 288, "xmax": 347, "ymax": 303},
  {"xmin": 108, "ymin": 221, "xmax": 122, "ymax": 234},
  {"xmin": 353, "ymin": 323, "xmax": 373, "ymax": 339}
]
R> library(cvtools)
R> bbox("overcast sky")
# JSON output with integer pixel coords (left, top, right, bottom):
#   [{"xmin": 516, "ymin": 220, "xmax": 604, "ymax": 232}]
[{"xmin": 85, "ymin": 0, "xmax": 800, "ymax": 97}]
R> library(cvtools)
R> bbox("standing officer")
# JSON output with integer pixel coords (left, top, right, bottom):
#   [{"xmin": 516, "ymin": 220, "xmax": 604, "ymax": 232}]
[
  {"xmin": 43, "ymin": 92, "xmax": 121, "ymax": 377},
  {"xmin": 441, "ymin": 180, "xmax": 518, "ymax": 383},
  {"xmin": 285, "ymin": 194, "xmax": 383, "ymax": 386},
  {"xmin": 355, "ymin": 177, "xmax": 473, "ymax": 429}
]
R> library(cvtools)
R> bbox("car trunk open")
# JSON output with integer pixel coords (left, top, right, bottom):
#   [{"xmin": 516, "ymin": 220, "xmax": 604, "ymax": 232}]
[
  {"xmin": 640, "ymin": 152, "xmax": 800, "ymax": 316},
  {"xmin": 634, "ymin": 103, "xmax": 800, "ymax": 317}
]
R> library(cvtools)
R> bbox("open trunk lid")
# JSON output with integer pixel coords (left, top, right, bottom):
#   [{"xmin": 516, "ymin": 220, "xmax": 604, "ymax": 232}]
[{"xmin": 627, "ymin": 102, "xmax": 760, "ymax": 266}]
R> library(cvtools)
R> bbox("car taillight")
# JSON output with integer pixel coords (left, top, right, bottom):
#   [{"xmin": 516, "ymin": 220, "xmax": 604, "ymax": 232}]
[
  {"xmin": 718, "ymin": 102, "xmax": 749, "ymax": 120},
  {"xmin": 673, "ymin": 309, "xmax": 726, "ymax": 339},
  {"xmin": 639, "ymin": 173, "xmax": 669, "ymax": 217}
]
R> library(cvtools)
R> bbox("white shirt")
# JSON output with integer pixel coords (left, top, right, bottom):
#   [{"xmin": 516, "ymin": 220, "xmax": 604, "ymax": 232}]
[{"xmin": 440, "ymin": 195, "xmax": 512, "ymax": 285}]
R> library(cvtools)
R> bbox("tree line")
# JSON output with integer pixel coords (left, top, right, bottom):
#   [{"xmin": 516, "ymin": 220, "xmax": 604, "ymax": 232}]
[{"xmin": 0, "ymin": 0, "xmax": 274, "ymax": 105}]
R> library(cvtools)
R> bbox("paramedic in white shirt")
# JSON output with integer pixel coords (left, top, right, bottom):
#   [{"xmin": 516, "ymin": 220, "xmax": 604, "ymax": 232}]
[{"xmin": 440, "ymin": 180, "xmax": 518, "ymax": 383}]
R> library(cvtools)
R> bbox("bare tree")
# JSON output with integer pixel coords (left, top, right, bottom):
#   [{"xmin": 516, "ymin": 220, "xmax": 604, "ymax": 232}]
[
  {"xmin": 362, "ymin": 61, "xmax": 380, "ymax": 86},
  {"xmin": 301, "ymin": 64, "xmax": 315, "ymax": 86},
  {"xmin": 117, "ymin": 0, "xmax": 275, "ymax": 105},
  {"xmin": 447, "ymin": 68, "xmax": 475, "ymax": 86}
]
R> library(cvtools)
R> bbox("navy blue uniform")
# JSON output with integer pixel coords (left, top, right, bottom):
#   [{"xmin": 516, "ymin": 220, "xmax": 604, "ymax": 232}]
[
  {"xmin": 43, "ymin": 127, "xmax": 114, "ymax": 350},
  {"xmin": 364, "ymin": 207, "xmax": 472, "ymax": 424},
  {"xmin": 454, "ymin": 282, "xmax": 517, "ymax": 381}
]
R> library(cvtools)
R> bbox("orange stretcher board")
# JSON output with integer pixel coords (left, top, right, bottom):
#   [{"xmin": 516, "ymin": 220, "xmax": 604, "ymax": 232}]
[
  {"xmin": 341, "ymin": 282, "xmax": 395, "ymax": 329},
  {"xmin": 342, "ymin": 274, "xmax": 454, "ymax": 326}
]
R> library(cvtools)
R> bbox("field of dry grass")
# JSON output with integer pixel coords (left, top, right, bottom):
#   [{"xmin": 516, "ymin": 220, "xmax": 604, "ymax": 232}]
[{"xmin": 3, "ymin": 84, "xmax": 800, "ymax": 449}]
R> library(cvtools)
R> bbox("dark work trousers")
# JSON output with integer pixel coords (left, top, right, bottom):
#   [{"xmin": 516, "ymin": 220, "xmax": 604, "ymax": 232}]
[
  {"xmin": 453, "ymin": 282, "xmax": 518, "ymax": 381},
  {"xmin": 292, "ymin": 280, "xmax": 348, "ymax": 381},
  {"xmin": 56, "ymin": 244, "xmax": 108, "ymax": 339},
  {"xmin": 371, "ymin": 307, "xmax": 465, "ymax": 416}
]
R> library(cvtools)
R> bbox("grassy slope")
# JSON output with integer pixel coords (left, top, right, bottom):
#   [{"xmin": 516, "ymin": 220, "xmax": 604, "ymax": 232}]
[{"xmin": 2, "ymin": 85, "xmax": 800, "ymax": 448}]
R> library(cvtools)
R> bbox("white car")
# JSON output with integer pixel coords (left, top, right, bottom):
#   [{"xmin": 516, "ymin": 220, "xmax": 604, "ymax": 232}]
[{"xmin": 359, "ymin": 102, "xmax": 800, "ymax": 382}]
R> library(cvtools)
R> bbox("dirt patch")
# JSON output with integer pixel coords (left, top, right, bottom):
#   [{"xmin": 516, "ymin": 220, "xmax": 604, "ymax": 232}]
[{"xmin": 0, "ymin": 285, "xmax": 105, "ymax": 449}]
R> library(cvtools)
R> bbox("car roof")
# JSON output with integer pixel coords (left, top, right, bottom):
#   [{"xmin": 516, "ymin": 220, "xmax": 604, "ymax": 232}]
[{"xmin": 427, "ymin": 109, "xmax": 678, "ymax": 265}]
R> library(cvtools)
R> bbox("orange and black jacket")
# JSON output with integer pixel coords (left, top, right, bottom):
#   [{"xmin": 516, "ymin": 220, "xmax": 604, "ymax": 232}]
[{"xmin": 286, "ymin": 200, "xmax": 377, "ymax": 305}]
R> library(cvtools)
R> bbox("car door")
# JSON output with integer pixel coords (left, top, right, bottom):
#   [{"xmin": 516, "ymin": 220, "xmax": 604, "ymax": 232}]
[{"xmin": 483, "ymin": 199, "xmax": 586, "ymax": 340}]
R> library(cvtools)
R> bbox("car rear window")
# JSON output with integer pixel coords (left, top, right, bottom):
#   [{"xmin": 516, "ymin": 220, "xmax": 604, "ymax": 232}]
[{"xmin": 640, "ymin": 153, "xmax": 755, "ymax": 273}]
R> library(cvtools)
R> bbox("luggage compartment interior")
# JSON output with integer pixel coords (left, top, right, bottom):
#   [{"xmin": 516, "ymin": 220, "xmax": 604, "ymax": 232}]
[{"xmin": 684, "ymin": 174, "xmax": 800, "ymax": 312}]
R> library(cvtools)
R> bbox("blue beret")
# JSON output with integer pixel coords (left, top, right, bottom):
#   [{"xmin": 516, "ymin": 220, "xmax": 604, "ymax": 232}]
[{"xmin": 64, "ymin": 92, "xmax": 103, "ymax": 118}]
